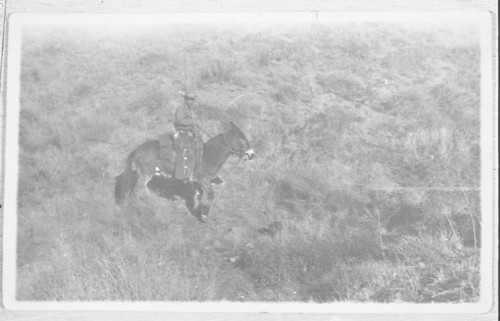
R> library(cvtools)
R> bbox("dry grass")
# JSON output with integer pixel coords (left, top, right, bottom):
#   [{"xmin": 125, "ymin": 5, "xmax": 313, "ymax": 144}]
[{"xmin": 15, "ymin": 23, "xmax": 481, "ymax": 302}]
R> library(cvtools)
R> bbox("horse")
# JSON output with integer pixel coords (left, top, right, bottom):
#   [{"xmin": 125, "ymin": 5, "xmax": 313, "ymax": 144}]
[{"xmin": 114, "ymin": 121, "xmax": 254, "ymax": 221}]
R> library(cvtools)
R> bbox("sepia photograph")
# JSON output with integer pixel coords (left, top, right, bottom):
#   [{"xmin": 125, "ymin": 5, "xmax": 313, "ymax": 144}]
[{"xmin": 1, "ymin": 11, "xmax": 495, "ymax": 313}]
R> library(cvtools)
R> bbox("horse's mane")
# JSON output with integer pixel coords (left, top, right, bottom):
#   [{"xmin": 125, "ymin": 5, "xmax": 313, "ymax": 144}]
[{"xmin": 206, "ymin": 122, "xmax": 243, "ymax": 147}]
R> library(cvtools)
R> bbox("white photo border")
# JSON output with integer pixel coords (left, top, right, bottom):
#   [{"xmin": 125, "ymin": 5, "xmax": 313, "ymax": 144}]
[{"xmin": 2, "ymin": 11, "xmax": 496, "ymax": 313}]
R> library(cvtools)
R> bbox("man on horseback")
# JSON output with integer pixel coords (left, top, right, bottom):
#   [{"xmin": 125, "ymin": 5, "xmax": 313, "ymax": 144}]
[
  {"xmin": 157, "ymin": 91, "xmax": 202, "ymax": 182},
  {"xmin": 172, "ymin": 91, "xmax": 202, "ymax": 182}
]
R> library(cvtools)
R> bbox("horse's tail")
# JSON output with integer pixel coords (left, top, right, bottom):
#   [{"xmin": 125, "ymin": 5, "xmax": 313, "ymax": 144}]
[{"xmin": 114, "ymin": 152, "xmax": 138, "ymax": 204}]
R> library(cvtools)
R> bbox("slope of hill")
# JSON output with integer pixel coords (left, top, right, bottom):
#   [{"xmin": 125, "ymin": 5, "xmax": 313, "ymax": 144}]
[{"xmin": 15, "ymin": 22, "xmax": 480, "ymax": 302}]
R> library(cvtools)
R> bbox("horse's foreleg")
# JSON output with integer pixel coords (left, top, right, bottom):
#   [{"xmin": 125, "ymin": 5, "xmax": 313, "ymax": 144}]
[
  {"xmin": 185, "ymin": 184, "xmax": 200, "ymax": 219},
  {"xmin": 197, "ymin": 179, "xmax": 214, "ymax": 221}
]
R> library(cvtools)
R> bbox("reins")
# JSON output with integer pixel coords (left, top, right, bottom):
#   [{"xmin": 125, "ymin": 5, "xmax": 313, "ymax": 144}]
[{"xmin": 187, "ymin": 93, "xmax": 251, "ymax": 157}]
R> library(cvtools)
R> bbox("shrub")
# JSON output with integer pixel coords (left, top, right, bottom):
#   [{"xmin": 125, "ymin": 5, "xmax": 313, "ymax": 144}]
[
  {"xmin": 199, "ymin": 59, "xmax": 239, "ymax": 84},
  {"xmin": 316, "ymin": 72, "xmax": 367, "ymax": 100}
]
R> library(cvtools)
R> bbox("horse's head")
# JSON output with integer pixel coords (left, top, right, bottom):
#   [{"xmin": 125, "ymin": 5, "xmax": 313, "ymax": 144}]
[{"xmin": 226, "ymin": 122, "xmax": 254, "ymax": 160}]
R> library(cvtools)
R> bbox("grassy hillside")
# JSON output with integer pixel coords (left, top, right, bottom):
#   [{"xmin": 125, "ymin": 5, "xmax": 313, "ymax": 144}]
[{"xmin": 16, "ymin": 22, "xmax": 481, "ymax": 302}]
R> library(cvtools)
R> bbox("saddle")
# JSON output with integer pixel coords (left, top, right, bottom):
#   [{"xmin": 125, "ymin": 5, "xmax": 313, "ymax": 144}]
[{"xmin": 158, "ymin": 131, "xmax": 202, "ymax": 181}]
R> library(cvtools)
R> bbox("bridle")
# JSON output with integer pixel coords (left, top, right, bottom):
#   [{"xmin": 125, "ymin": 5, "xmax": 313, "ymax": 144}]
[
  {"xmin": 223, "ymin": 133, "xmax": 249, "ymax": 157},
  {"xmin": 195, "ymin": 124, "xmax": 250, "ymax": 157}
]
